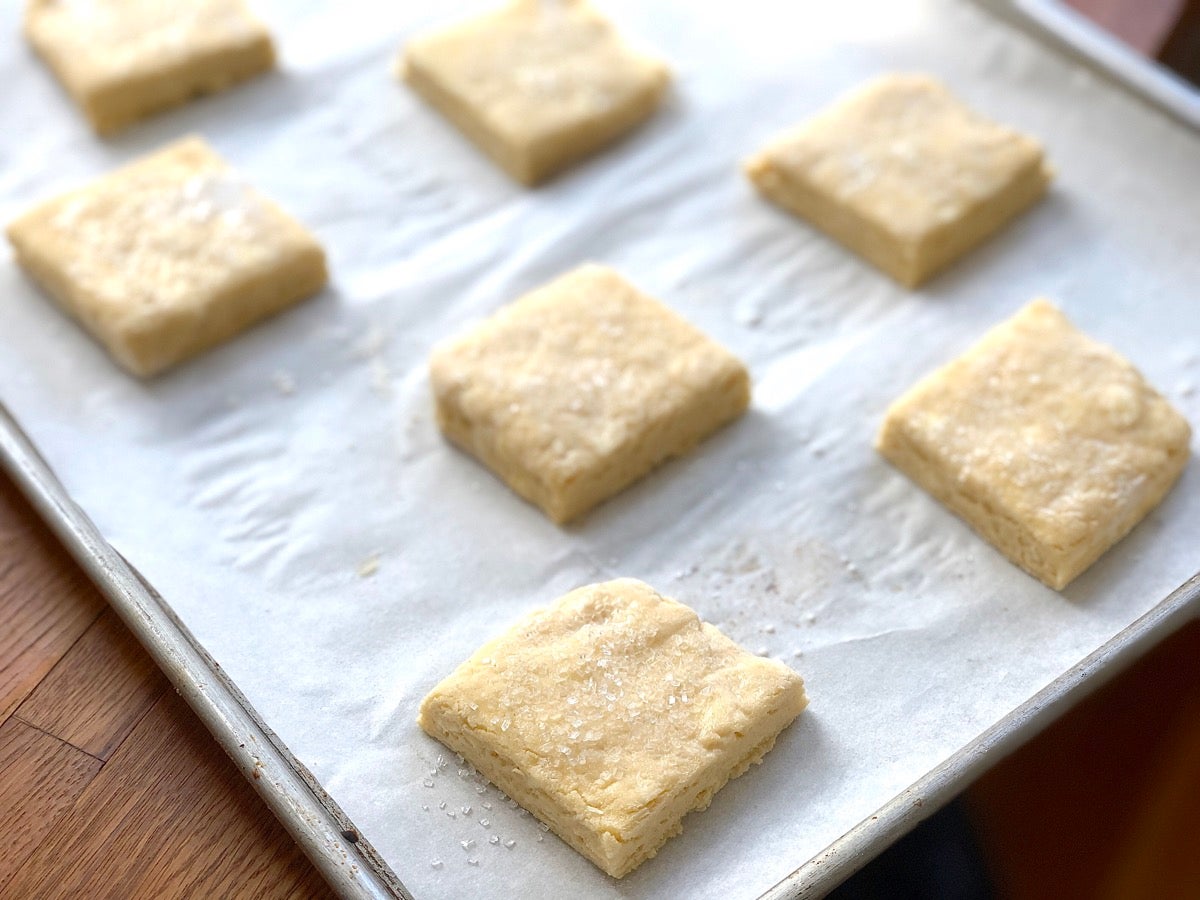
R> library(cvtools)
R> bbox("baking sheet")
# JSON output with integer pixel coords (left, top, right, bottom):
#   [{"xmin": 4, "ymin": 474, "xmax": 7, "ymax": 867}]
[
  {"xmin": 979, "ymin": 0, "xmax": 1200, "ymax": 129},
  {"xmin": 1, "ymin": 1, "xmax": 1198, "ymax": 898}
]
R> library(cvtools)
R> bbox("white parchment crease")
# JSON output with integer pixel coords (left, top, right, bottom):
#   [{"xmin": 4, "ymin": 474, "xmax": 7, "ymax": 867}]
[{"xmin": 1, "ymin": 1, "xmax": 1198, "ymax": 898}]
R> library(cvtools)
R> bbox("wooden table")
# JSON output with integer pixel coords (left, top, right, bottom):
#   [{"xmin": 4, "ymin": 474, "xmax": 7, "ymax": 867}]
[{"xmin": 0, "ymin": 473, "xmax": 334, "ymax": 899}]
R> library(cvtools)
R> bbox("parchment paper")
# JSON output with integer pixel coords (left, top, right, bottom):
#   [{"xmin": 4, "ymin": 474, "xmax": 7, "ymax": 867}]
[{"xmin": 1, "ymin": 1, "xmax": 1198, "ymax": 898}]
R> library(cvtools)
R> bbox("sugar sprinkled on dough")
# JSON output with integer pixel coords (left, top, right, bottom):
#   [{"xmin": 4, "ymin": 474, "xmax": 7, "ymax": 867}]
[
  {"xmin": 401, "ymin": 0, "xmax": 670, "ymax": 184},
  {"xmin": 744, "ymin": 74, "xmax": 1050, "ymax": 287},
  {"xmin": 24, "ymin": 0, "xmax": 276, "ymax": 134},
  {"xmin": 6, "ymin": 137, "xmax": 327, "ymax": 377},
  {"xmin": 418, "ymin": 578, "xmax": 807, "ymax": 878},
  {"xmin": 429, "ymin": 264, "xmax": 750, "ymax": 523},
  {"xmin": 877, "ymin": 299, "xmax": 1190, "ymax": 589}
]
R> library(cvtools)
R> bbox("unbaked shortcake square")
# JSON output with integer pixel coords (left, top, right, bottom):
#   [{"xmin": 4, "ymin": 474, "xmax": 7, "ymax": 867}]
[
  {"xmin": 25, "ymin": 0, "xmax": 276, "ymax": 135},
  {"xmin": 429, "ymin": 264, "xmax": 749, "ymax": 523},
  {"xmin": 745, "ymin": 74, "xmax": 1051, "ymax": 287},
  {"xmin": 401, "ymin": 0, "xmax": 669, "ymax": 185},
  {"xmin": 877, "ymin": 299, "xmax": 1191, "ymax": 589},
  {"xmin": 418, "ymin": 578, "xmax": 808, "ymax": 878},
  {"xmin": 7, "ymin": 136, "xmax": 328, "ymax": 377}
]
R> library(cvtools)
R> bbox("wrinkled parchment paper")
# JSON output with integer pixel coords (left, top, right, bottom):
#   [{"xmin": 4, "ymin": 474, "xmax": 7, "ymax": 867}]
[{"xmin": 1, "ymin": 1, "xmax": 1198, "ymax": 897}]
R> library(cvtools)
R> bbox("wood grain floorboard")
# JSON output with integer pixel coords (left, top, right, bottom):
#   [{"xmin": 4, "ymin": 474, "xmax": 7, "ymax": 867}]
[
  {"xmin": 0, "ymin": 717, "xmax": 103, "ymax": 893},
  {"xmin": 15, "ymin": 607, "xmax": 168, "ymax": 760},
  {"xmin": 0, "ymin": 478, "xmax": 105, "ymax": 722},
  {"xmin": 1, "ymin": 468, "xmax": 334, "ymax": 898},
  {"xmin": 5, "ymin": 689, "xmax": 336, "ymax": 899}
]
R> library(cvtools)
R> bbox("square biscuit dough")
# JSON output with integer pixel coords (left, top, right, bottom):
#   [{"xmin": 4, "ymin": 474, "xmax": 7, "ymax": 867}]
[
  {"xmin": 418, "ymin": 578, "xmax": 808, "ymax": 878},
  {"xmin": 6, "ymin": 136, "xmax": 328, "ymax": 377},
  {"xmin": 402, "ymin": 0, "xmax": 670, "ymax": 185},
  {"xmin": 25, "ymin": 0, "xmax": 275, "ymax": 135},
  {"xmin": 744, "ymin": 74, "xmax": 1052, "ymax": 288},
  {"xmin": 877, "ymin": 299, "xmax": 1191, "ymax": 590},
  {"xmin": 429, "ymin": 264, "xmax": 750, "ymax": 524}
]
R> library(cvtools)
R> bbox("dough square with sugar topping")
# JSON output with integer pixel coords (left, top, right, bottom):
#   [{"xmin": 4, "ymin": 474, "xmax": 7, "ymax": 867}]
[
  {"xmin": 744, "ymin": 74, "xmax": 1051, "ymax": 287},
  {"xmin": 6, "ymin": 136, "xmax": 328, "ymax": 377},
  {"xmin": 877, "ymin": 299, "xmax": 1191, "ymax": 590},
  {"xmin": 401, "ymin": 0, "xmax": 670, "ymax": 185},
  {"xmin": 418, "ymin": 578, "xmax": 808, "ymax": 878},
  {"xmin": 25, "ymin": 0, "xmax": 275, "ymax": 135},
  {"xmin": 429, "ymin": 264, "xmax": 750, "ymax": 523}
]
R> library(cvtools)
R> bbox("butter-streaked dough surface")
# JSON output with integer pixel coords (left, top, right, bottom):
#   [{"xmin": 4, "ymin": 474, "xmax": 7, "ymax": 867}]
[
  {"xmin": 6, "ymin": 137, "xmax": 328, "ymax": 377},
  {"xmin": 877, "ymin": 299, "xmax": 1191, "ymax": 589},
  {"xmin": 429, "ymin": 264, "xmax": 750, "ymax": 523},
  {"xmin": 401, "ymin": 0, "xmax": 669, "ymax": 185},
  {"xmin": 418, "ymin": 578, "xmax": 808, "ymax": 878},
  {"xmin": 745, "ymin": 74, "xmax": 1051, "ymax": 287},
  {"xmin": 25, "ymin": 0, "xmax": 275, "ymax": 135}
]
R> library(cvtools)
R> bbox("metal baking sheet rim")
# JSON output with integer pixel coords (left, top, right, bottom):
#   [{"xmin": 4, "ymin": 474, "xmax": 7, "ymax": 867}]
[
  {"xmin": 973, "ymin": 0, "xmax": 1200, "ymax": 131},
  {"xmin": 4, "ymin": 394, "xmax": 1199, "ymax": 900}
]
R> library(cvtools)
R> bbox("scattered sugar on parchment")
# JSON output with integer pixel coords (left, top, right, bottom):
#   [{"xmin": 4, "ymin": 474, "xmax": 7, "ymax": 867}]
[
  {"xmin": 357, "ymin": 554, "xmax": 381, "ymax": 578},
  {"xmin": 353, "ymin": 323, "xmax": 387, "ymax": 359},
  {"xmin": 371, "ymin": 357, "xmax": 392, "ymax": 395},
  {"xmin": 271, "ymin": 370, "xmax": 296, "ymax": 395}
]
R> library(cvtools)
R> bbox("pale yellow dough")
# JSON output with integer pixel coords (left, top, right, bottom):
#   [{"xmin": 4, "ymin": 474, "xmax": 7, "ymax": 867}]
[
  {"xmin": 6, "ymin": 136, "xmax": 328, "ymax": 377},
  {"xmin": 25, "ymin": 0, "xmax": 276, "ymax": 135},
  {"xmin": 418, "ymin": 578, "xmax": 808, "ymax": 878},
  {"xmin": 877, "ymin": 300, "xmax": 1191, "ymax": 590},
  {"xmin": 429, "ymin": 264, "xmax": 750, "ymax": 523},
  {"xmin": 744, "ymin": 74, "xmax": 1051, "ymax": 288},
  {"xmin": 401, "ymin": 0, "xmax": 670, "ymax": 185}
]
